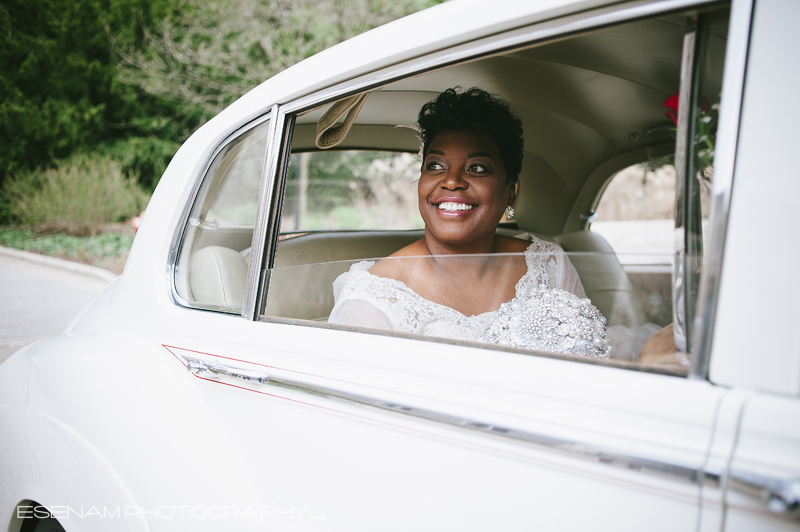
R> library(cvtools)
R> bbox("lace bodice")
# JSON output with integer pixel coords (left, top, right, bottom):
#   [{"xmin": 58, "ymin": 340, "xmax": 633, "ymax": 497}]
[{"xmin": 328, "ymin": 235, "xmax": 610, "ymax": 357}]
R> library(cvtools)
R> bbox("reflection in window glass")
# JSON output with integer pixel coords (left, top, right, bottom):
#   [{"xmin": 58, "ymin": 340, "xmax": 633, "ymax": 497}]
[{"xmin": 281, "ymin": 150, "xmax": 423, "ymax": 233}]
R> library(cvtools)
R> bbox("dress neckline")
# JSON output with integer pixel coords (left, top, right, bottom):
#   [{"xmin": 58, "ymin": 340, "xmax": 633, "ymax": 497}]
[{"xmin": 359, "ymin": 240, "xmax": 537, "ymax": 319}]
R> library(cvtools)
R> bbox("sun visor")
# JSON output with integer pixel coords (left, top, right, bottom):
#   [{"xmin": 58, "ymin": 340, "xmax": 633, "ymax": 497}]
[{"xmin": 315, "ymin": 92, "xmax": 369, "ymax": 149}]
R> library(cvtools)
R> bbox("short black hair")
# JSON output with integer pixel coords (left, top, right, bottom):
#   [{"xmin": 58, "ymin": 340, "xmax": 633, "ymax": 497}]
[{"xmin": 417, "ymin": 87, "xmax": 524, "ymax": 184}]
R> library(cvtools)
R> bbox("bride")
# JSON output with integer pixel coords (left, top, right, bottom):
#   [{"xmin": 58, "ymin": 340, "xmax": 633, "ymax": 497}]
[{"xmin": 329, "ymin": 87, "xmax": 611, "ymax": 358}]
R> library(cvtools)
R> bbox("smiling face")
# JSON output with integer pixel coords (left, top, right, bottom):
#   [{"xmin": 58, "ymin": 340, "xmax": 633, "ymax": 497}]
[{"xmin": 418, "ymin": 129, "xmax": 515, "ymax": 252}]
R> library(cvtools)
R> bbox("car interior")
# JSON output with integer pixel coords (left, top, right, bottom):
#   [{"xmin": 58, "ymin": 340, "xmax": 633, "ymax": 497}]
[{"xmin": 176, "ymin": 5, "xmax": 730, "ymax": 367}]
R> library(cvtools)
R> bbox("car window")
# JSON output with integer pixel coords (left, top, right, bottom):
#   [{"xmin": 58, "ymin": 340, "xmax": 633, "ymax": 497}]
[
  {"xmin": 280, "ymin": 150, "xmax": 423, "ymax": 233},
  {"xmin": 249, "ymin": 4, "xmax": 731, "ymax": 374},
  {"xmin": 174, "ymin": 117, "xmax": 270, "ymax": 311}
]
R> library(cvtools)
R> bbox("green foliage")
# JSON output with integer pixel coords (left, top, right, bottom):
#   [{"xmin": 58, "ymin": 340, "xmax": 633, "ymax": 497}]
[
  {"xmin": 0, "ymin": 227, "xmax": 135, "ymax": 259},
  {"xmin": 1, "ymin": 153, "xmax": 150, "ymax": 236},
  {"xmin": 0, "ymin": 0, "xmax": 182, "ymax": 188},
  {"xmin": 101, "ymin": 135, "xmax": 180, "ymax": 190}
]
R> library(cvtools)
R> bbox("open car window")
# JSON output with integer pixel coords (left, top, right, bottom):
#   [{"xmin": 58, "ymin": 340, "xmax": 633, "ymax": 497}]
[{"xmin": 255, "ymin": 6, "xmax": 730, "ymax": 375}]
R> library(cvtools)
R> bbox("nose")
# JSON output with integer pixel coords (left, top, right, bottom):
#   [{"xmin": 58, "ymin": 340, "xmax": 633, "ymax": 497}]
[{"xmin": 440, "ymin": 167, "xmax": 468, "ymax": 190}]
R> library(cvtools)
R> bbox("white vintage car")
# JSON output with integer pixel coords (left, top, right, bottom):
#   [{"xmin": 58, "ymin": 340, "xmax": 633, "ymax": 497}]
[{"xmin": 2, "ymin": 0, "xmax": 799, "ymax": 530}]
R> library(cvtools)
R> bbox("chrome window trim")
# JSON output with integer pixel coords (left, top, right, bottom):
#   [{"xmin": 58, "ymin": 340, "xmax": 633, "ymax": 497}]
[
  {"xmin": 168, "ymin": 111, "xmax": 273, "ymax": 313},
  {"xmin": 252, "ymin": 114, "xmax": 295, "ymax": 319},
  {"xmin": 690, "ymin": 0, "xmax": 754, "ymax": 379},
  {"xmin": 242, "ymin": 105, "xmax": 284, "ymax": 320}
]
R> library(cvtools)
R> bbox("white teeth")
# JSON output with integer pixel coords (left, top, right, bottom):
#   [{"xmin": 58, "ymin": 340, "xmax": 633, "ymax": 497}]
[{"xmin": 438, "ymin": 201, "xmax": 473, "ymax": 212}]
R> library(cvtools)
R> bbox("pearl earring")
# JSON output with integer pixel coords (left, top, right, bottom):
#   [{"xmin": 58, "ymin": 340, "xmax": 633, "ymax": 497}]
[{"xmin": 504, "ymin": 206, "xmax": 515, "ymax": 220}]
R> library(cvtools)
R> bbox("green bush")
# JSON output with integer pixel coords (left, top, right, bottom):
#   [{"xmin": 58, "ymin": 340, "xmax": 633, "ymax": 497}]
[{"xmin": 1, "ymin": 153, "xmax": 150, "ymax": 236}]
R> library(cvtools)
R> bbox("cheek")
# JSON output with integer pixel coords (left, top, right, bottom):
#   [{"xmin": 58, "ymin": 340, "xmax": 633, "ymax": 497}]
[
  {"xmin": 417, "ymin": 175, "xmax": 434, "ymax": 199},
  {"xmin": 482, "ymin": 181, "xmax": 511, "ymax": 205}
]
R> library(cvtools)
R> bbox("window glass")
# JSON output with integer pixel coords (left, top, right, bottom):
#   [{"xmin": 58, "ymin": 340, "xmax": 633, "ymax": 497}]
[
  {"xmin": 262, "ymin": 245, "xmax": 680, "ymax": 371},
  {"xmin": 280, "ymin": 150, "xmax": 422, "ymax": 233},
  {"xmin": 175, "ymin": 118, "xmax": 270, "ymax": 311}
]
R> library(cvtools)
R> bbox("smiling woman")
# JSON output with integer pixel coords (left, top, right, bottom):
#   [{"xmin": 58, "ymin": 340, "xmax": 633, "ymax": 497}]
[{"xmin": 327, "ymin": 87, "xmax": 610, "ymax": 357}]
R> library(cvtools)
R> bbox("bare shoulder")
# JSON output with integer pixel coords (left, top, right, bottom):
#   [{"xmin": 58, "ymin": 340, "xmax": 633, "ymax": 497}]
[
  {"xmin": 368, "ymin": 239, "xmax": 427, "ymax": 279},
  {"xmin": 493, "ymin": 234, "xmax": 531, "ymax": 253}
]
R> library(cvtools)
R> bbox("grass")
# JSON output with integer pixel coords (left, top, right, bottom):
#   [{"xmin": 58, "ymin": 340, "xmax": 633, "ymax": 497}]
[{"xmin": 0, "ymin": 225, "xmax": 135, "ymax": 274}]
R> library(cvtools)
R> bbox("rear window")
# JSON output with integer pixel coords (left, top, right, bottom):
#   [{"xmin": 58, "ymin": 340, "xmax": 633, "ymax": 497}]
[{"xmin": 281, "ymin": 150, "xmax": 423, "ymax": 233}]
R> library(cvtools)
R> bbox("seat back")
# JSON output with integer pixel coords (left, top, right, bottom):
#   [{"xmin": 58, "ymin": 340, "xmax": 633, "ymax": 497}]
[
  {"xmin": 553, "ymin": 231, "xmax": 644, "ymax": 327},
  {"xmin": 189, "ymin": 245, "xmax": 249, "ymax": 307},
  {"xmin": 265, "ymin": 231, "xmax": 422, "ymax": 320},
  {"xmin": 199, "ymin": 228, "xmax": 643, "ymax": 327}
]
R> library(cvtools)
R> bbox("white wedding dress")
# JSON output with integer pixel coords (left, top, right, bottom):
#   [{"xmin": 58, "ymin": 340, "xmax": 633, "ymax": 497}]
[{"xmin": 329, "ymin": 235, "xmax": 612, "ymax": 358}]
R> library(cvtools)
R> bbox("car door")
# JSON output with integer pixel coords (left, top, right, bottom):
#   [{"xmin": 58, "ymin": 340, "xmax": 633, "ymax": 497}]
[{"xmin": 161, "ymin": 2, "xmax": 747, "ymax": 530}]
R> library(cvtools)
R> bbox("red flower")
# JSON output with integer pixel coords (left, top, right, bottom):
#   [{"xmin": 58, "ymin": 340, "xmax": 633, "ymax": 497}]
[
  {"xmin": 664, "ymin": 92, "xmax": 711, "ymax": 125},
  {"xmin": 664, "ymin": 92, "xmax": 679, "ymax": 125}
]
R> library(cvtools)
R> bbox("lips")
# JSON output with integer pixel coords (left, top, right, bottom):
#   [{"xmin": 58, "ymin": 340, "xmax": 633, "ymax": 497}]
[{"xmin": 433, "ymin": 197, "xmax": 475, "ymax": 217}]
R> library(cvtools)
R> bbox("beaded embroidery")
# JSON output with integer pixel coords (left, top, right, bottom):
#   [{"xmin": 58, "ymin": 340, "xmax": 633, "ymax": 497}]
[
  {"xmin": 480, "ymin": 285, "xmax": 611, "ymax": 358},
  {"xmin": 332, "ymin": 235, "xmax": 609, "ymax": 357}
]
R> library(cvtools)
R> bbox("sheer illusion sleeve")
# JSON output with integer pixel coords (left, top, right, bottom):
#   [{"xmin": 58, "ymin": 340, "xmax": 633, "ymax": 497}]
[
  {"xmin": 329, "ymin": 261, "xmax": 398, "ymax": 331},
  {"xmin": 328, "ymin": 299, "xmax": 396, "ymax": 331}
]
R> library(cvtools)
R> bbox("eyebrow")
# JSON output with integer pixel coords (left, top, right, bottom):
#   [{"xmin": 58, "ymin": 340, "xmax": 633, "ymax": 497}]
[{"xmin": 426, "ymin": 150, "xmax": 494, "ymax": 159}]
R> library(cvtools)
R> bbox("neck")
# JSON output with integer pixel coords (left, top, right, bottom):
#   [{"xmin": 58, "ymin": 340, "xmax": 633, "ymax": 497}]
[
  {"xmin": 422, "ymin": 230, "xmax": 498, "ymax": 279},
  {"xmin": 422, "ymin": 229, "xmax": 497, "ymax": 256}
]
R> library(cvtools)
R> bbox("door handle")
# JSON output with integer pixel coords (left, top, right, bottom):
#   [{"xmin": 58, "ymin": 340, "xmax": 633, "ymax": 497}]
[
  {"xmin": 729, "ymin": 470, "xmax": 800, "ymax": 517},
  {"xmin": 185, "ymin": 356, "xmax": 269, "ymax": 385}
]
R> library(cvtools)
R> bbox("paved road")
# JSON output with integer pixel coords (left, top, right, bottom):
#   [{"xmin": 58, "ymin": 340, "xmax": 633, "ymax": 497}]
[{"xmin": 0, "ymin": 253, "xmax": 112, "ymax": 364}]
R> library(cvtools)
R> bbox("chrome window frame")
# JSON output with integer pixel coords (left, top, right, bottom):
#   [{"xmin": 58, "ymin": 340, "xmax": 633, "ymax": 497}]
[{"xmin": 168, "ymin": 111, "xmax": 273, "ymax": 314}]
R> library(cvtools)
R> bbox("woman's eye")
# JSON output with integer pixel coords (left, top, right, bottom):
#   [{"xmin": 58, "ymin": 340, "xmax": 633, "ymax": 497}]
[
  {"xmin": 426, "ymin": 161, "xmax": 445, "ymax": 171},
  {"xmin": 468, "ymin": 163, "xmax": 488, "ymax": 173}
]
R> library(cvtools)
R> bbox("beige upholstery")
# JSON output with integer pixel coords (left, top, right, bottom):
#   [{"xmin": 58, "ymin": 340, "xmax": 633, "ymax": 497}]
[
  {"xmin": 553, "ymin": 231, "xmax": 644, "ymax": 327},
  {"xmin": 265, "ymin": 231, "xmax": 422, "ymax": 320},
  {"xmin": 264, "ymin": 229, "xmax": 644, "ymax": 326},
  {"xmin": 189, "ymin": 246, "xmax": 248, "ymax": 307}
]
